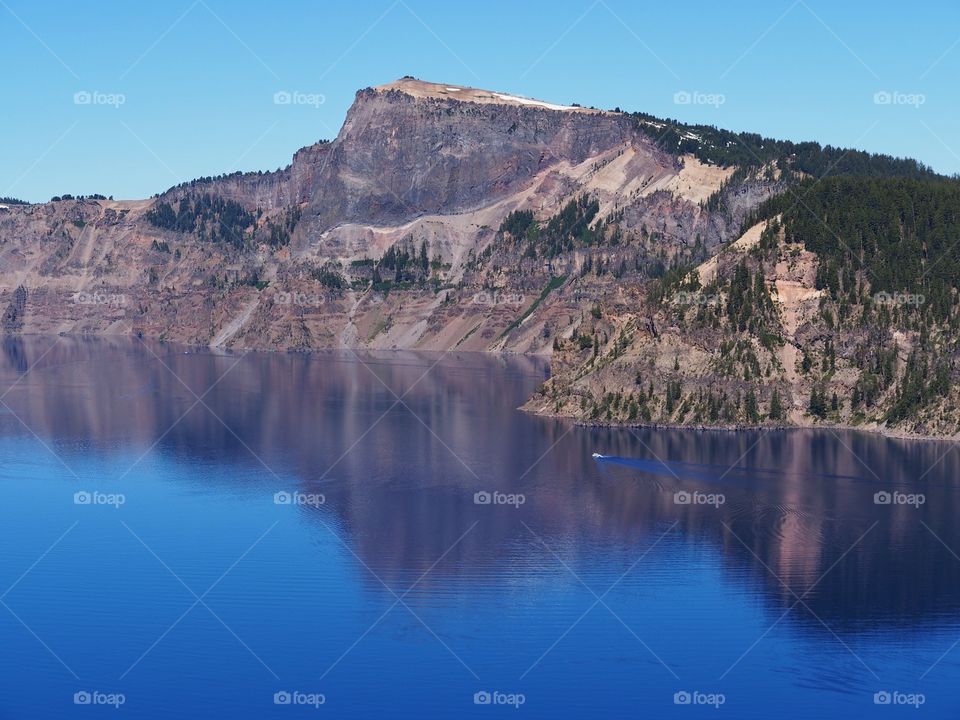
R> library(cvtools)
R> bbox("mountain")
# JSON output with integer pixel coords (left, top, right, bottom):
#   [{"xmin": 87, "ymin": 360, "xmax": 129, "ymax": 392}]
[{"xmin": 1, "ymin": 77, "xmax": 958, "ymax": 437}]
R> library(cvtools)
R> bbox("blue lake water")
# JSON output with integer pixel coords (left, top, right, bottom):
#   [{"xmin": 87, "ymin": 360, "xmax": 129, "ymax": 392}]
[{"xmin": 1, "ymin": 336, "xmax": 959, "ymax": 718}]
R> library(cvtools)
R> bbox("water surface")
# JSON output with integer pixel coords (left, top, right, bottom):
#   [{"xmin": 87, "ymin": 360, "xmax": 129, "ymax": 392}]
[{"xmin": 1, "ymin": 337, "xmax": 958, "ymax": 717}]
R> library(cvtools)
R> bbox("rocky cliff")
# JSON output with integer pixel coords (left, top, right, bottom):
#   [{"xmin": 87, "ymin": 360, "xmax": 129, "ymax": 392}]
[{"xmin": 0, "ymin": 78, "xmax": 734, "ymax": 355}]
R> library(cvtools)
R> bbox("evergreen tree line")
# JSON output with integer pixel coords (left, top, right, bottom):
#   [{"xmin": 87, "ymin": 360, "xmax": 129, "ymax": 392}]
[
  {"xmin": 373, "ymin": 238, "xmax": 431, "ymax": 286},
  {"xmin": 751, "ymin": 176, "xmax": 960, "ymax": 323},
  {"xmin": 632, "ymin": 112, "xmax": 940, "ymax": 179},
  {"xmin": 498, "ymin": 196, "xmax": 605, "ymax": 258},
  {"xmin": 145, "ymin": 192, "xmax": 258, "ymax": 249}
]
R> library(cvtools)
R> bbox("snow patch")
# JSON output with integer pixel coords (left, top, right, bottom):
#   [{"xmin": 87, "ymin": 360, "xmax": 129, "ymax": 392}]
[{"xmin": 493, "ymin": 93, "xmax": 576, "ymax": 111}]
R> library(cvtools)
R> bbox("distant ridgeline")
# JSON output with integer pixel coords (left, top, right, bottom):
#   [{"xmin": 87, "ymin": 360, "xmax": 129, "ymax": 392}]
[
  {"xmin": 50, "ymin": 194, "xmax": 109, "ymax": 202},
  {"xmin": 631, "ymin": 111, "xmax": 938, "ymax": 180},
  {"xmin": 2, "ymin": 195, "xmax": 112, "ymax": 205}
]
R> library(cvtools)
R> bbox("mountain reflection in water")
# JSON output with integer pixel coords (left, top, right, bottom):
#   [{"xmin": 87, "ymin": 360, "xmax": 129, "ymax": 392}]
[{"xmin": 2, "ymin": 336, "xmax": 959, "ymax": 718}]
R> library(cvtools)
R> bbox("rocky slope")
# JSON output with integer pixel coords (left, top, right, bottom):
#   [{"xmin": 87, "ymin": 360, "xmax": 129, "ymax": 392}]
[
  {"xmin": 0, "ymin": 78, "xmax": 740, "ymax": 354},
  {"xmin": 526, "ymin": 197, "xmax": 960, "ymax": 440}
]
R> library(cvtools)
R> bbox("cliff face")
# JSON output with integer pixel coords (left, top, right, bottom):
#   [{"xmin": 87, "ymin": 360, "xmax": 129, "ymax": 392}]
[
  {"xmin": 3, "ymin": 78, "xmax": 730, "ymax": 355},
  {"xmin": 157, "ymin": 143, "xmax": 330, "ymax": 211},
  {"xmin": 2, "ymin": 79, "xmax": 827, "ymax": 429},
  {"xmin": 299, "ymin": 84, "xmax": 637, "ymax": 228},
  {"xmin": 160, "ymin": 79, "xmax": 645, "ymax": 234}
]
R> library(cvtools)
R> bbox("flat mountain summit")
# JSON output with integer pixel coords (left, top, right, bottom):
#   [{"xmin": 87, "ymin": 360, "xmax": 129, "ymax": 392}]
[{"xmin": 374, "ymin": 77, "xmax": 607, "ymax": 113}]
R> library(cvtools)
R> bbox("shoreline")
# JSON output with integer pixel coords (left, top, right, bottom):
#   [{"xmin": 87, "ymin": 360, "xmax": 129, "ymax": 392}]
[
  {"xmin": 14, "ymin": 331, "xmax": 959, "ymax": 444},
  {"xmin": 522, "ymin": 410, "xmax": 960, "ymax": 444},
  {"xmin": 26, "ymin": 330, "xmax": 555, "ymax": 359}
]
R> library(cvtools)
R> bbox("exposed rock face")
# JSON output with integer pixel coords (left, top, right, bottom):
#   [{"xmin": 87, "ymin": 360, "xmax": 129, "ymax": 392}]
[
  {"xmin": 160, "ymin": 143, "xmax": 333, "ymax": 212},
  {"xmin": 159, "ymin": 78, "xmax": 645, "ymax": 239},
  {"xmin": 0, "ymin": 78, "xmax": 748, "ymax": 358},
  {"xmin": 298, "ymin": 84, "xmax": 636, "ymax": 230},
  {"xmin": 2, "ymin": 285, "xmax": 26, "ymax": 331}
]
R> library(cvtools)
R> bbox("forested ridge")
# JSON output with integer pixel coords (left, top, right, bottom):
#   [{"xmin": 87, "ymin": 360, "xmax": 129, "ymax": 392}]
[
  {"xmin": 632, "ymin": 111, "xmax": 941, "ymax": 180},
  {"xmin": 751, "ymin": 176, "xmax": 960, "ymax": 320},
  {"xmin": 145, "ymin": 192, "xmax": 302, "ymax": 250}
]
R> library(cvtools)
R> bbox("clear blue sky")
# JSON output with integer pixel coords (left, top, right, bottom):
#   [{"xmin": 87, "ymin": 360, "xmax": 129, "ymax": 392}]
[{"xmin": 2, "ymin": 0, "xmax": 958, "ymax": 202}]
